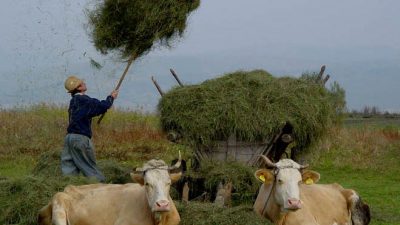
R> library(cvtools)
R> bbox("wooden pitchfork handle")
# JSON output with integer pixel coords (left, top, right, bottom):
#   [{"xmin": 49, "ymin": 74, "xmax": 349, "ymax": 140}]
[{"xmin": 97, "ymin": 54, "xmax": 136, "ymax": 125}]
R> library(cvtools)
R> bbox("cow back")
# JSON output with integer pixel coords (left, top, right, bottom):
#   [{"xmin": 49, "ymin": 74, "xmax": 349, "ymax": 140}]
[
  {"xmin": 286, "ymin": 183, "xmax": 351, "ymax": 225},
  {"xmin": 55, "ymin": 183, "xmax": 155, "ymax": 225}
]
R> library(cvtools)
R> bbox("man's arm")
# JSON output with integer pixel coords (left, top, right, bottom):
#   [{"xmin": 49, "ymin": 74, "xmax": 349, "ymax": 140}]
[{"xmin": 88, "ymin": 90, "xmax": 119, "ymax": 117}]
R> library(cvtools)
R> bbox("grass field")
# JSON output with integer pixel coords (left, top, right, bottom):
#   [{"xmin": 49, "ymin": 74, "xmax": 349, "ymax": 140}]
[
  {"xmin": 1, "ymin": 105, "xmax": 399, "ymax": 224},
  {"xmin": 345, "ymin": 116, "xmax": 400, "ymax": 127},
  {"xmin": 304, "ymin": 119, "xmax": 400, "ymax": 225}
]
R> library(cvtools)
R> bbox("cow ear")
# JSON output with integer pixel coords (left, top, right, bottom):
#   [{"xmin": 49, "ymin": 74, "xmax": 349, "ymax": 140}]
[
  {"xmin": 301, "ymin": 170, "xmax": 320, "ymax": 184},
  {"xmin": 131, "ymin": 172, "xmax": 145, "ymax": 185},
  {"xmin": 169, "ymin": 172, "xmax": 182, "ymax": 183},
  {"xmin": 255, "ymin": 169, "xmax": 274, "ymax": 184}
]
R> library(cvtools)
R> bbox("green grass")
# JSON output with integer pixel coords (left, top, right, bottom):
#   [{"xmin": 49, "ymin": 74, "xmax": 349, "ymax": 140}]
[
  {"xmin": 315, "ymin": 167, "xmax": 400, "ymax": 225},
  {"xmin": 177, "ymin": 202, "xmax": 270, "ymax": 225},
  {"xmin": 0, "ymin": 156, "xmax": 36, "ymax": 179},
  {"xmin": 304, "ymin": 120, "xmax": 400, "ymax": 225}
]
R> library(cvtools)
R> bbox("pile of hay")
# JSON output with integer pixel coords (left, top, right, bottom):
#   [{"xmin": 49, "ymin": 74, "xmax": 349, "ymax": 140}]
[
  {"xmin": 0, "ymin": 176, "xmax": 94, "ymax": 225},
  {"xmin": 87, "ymin": 0, "xmax": 200, "ymax": 58},
  {"xmin": 159, "ymin": 70, "xmax": 335, "ymax": 149},
  {"xmin": 189, "ymin": 160, "xmax": 259, "ymax": 205},
  {"xmin": 176, "ymin": 202, "xmax": 270, "ymax": 225},
  {"xmin": 33, "ymin": 150, "xmax": 133, "ymax": 184},
  {"xmin": 0, "ymin": 151, "xmax": 134, "ymax": 224}
]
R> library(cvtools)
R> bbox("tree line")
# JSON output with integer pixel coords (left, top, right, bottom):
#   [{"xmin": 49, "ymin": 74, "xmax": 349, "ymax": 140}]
[{"xmin": 348, "ymin": 106, "xmax": 400, "ymax": 118}]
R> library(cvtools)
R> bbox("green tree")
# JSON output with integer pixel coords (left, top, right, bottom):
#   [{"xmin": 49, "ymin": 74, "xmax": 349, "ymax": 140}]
[{"xmin": 328, "ymin": 81, "xmax": 346, "ymax": 123}]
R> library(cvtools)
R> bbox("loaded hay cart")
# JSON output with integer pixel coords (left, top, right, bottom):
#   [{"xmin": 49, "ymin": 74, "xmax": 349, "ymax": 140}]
[
  {"xmin": 153, "ymin": 66, "xmax": 339, "ymax": 204},
  {"xmin": 154, "ymin": 66, "xmax": 333, "ymax": 165}
]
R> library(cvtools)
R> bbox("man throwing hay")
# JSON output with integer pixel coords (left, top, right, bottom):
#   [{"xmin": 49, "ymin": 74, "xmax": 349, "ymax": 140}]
[{"xmin": 61, "ymin": 75, "xmax": 118, "ymax": 182}]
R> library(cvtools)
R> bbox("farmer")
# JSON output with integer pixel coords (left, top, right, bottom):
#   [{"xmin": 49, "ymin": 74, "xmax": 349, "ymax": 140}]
[{"xmin": 61, "ymin": 75, "xmax": 118, "ymax": 182}]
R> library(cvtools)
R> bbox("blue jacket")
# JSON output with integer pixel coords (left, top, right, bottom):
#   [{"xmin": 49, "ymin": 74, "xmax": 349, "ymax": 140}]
[{"xmin": 67, "ymin": 94, "xmax": 114, "ymax": 138}]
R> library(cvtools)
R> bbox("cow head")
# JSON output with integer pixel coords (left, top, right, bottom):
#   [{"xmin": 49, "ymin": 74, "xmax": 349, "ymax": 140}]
[
  {"xmin": 255, "ymin": 155, "xmax": 320, "ymax": 212},
  {"xmin": 131, "ymin": 153, "xmax": 182, "ymax": 212}
]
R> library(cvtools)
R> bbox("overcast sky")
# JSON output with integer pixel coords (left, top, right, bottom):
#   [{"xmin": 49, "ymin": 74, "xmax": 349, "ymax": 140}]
[{"xmin": 0, "ymin": 0, "xmax": 399, "ymax": 112}]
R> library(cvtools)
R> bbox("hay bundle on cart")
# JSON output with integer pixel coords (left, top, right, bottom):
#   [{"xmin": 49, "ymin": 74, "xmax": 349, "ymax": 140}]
[{"xmin": 158, "ymin": 68, "xmax": 339, "ymax": 166}]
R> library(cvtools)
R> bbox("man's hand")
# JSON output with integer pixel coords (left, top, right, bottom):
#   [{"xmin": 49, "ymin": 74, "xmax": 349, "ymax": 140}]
[{"xmin": 110, "ymin": 90, "xmax": 119, "ymax": 99}]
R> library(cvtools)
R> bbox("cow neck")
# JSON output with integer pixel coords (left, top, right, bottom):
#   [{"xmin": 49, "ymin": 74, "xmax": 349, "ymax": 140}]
[
  {"xmin": 152, "ymin": 211, "xmax": 162, "ymax": 225},
  {"xmin": 277, "ymin": 213, "xmax": 288, "ymax": 225},
  {"xmin": 152, "ymin": 209, "xmax": 174, "ymax": 225},
  {"xmin": 261, "ymin": 168, "xmax": 279, "ymax": 220}
]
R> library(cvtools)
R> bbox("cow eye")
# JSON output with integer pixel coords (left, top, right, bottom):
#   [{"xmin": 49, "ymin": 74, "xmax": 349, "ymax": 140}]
[{"xmin": 277, "ymin": 179, "xmax": 283, "ymax": 184}]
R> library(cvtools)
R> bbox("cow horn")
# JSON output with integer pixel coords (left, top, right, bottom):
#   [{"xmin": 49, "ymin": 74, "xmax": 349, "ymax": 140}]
[
  {"xmin": 259, "ymin": 155, "xmax": 277, "ymax": 168},
  {"xmin": 135, "ymin": 167, "xmax": 145, "ymax": 173},
  {"xmin": 168, "ymin": 151, "xmax": 182, "ymax": 170},
  {"xmin": 299, "ymin": 164, "xmax": 309, "ymax": 169}
]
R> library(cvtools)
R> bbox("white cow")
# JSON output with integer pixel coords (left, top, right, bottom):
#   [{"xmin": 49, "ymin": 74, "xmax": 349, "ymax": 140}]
[
  {"xmin": 38, "ymin": 156, "xmax": 182, "ymax": 225},
  {"xmin": 254, "ymin": 155, "xmax": 370, "ymax": 225}
]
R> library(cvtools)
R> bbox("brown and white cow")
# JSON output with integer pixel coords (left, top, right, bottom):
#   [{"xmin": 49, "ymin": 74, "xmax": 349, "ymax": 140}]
[
  {"xmin": 254, "ymin": 156, "xmax": 370, "ymax": 225},
  {"xmin": 38, "ymin": 156, "xmax": 182, "ymax": 225}
]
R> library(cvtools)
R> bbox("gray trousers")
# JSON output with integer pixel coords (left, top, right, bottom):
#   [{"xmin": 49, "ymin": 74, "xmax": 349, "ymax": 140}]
[{"xmin": 61, "ymin": 133, "xmax": 105, "ymax": 182}]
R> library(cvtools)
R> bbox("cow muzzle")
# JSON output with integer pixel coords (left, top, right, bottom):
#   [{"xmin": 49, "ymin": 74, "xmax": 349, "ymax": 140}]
[
  {"xmin": 286, "ymin": 198, "xmax": 302, "ymax": 210},
  {"xmin": 154, "ymin": 200, "xmax": 170, "ymax": 212}
]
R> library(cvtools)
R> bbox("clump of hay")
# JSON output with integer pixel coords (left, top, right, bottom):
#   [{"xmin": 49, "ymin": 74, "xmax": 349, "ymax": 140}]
[
  {"xmin": 0, "ymin": 176, "xmax": 94, "ymax": 225},
  {"xmin": 159, "ymin": 70, "xmax": 335, "ymax": 149},
  {"xmin": 176, "ymin": 202, "xmax": 270, "ymax": 225},
  {"xmin": 87, "ymin": 0, "xmax": 200, "ymax": 59},
  {"xmin": 98, "ymin": 160, "xmax": 132, "ymax": 184},
  {"xmin": 1, "ymin": 150, "xmax": 133, "ymax": 224},
  {"xmin": 32, "ymin": 150, "xmax": 62, "ymax": 177},
  {"xmin": 189, "ymin": 160, "xmax": 259, "ymax": 205},
  {"xmin": 33, "ymin": 150, "xmax": 132, "ymax": 184}
]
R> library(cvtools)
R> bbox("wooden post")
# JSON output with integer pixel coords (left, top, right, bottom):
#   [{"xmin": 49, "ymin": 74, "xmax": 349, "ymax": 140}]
[
  {"xmin": 317, "ymin": 65, "xmax": 326, "ymax": 81},
  {"xmin": 323, "ymin": 74, "xmax": 330, "ymax": 85},
  {"xmin": 214, "ymin": 182, "xmax": 225, "ymax": 207},
  {"xmin": 182, "ymin": 182, "xmax": 189, "ymax": 204},
  {"xmin": 151, "ymin": 76, "xmax": 164, "ymax": 96},
  {"xmin": 170, "ymin": 68, "xmax": 184, "ymax": 86},
  {"xmin": 262, "ymin": 129, "xmax": 283, "ymax": 160},
  {"xmin": 224, "ymin": 182, "xmax": 232, "ymax": 207},
  {"xmin": 213, "ymin": 181, "xmax": 232, "ymax": 208}
]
